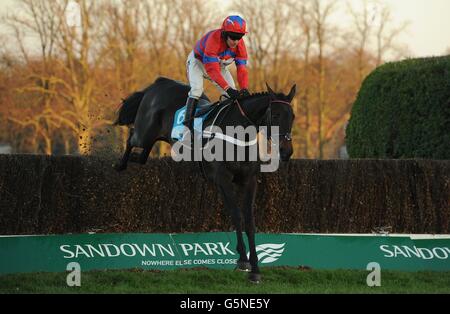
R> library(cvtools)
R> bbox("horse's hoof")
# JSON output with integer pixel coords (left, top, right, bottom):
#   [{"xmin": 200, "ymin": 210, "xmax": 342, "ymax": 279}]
[
  {"xmin": 235, "ymin": 261, "xmax": 251, "ymax": 272},
  {"xmin": 113, "ymin": 163, "xmax": 127, "ymax": 172},
  {"xmin": 248, "ymin": 273, "xmax": 262, "ymax": 284}
]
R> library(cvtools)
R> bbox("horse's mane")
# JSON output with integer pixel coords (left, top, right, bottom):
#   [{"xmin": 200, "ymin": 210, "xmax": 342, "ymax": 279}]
[
  {"xmin": 151, "ymin": 77, "xmax": 285, "ymax": 103},
  {"xmin": 248, "ymin": 91, "xmax": 270, "ymax": 98},
  {"xmin": 239, "ymin": 91, "xmax": 285, "ymax": 102}
]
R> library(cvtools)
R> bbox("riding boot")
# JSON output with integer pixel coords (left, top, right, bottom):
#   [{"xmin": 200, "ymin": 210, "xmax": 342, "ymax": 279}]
[{"xmin": 183, "ymin": 97, "xmax": 198, "ymax": 134}]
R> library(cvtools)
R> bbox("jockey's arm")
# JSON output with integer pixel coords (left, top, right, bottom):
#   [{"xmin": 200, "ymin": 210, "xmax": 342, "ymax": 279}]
[
  {"xmin": 236, "ymin": 60, "xmax": 248, "ymax": 90},
  {"xmin": 204, "ymin": 60, "xmax": 231, "ymax": 91},
  {"xmin": 203, "ymin": 31, "xmax": 237, "ymax": 92},
  {"xmin": 235, "ymin": 40, "xmax": 249, "ymax": 90}
]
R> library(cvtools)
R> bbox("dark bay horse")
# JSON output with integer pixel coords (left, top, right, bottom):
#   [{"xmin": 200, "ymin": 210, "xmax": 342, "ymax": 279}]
[{"xmin": 114, "ymin": 77, "xmax": 296, "ymax": 283}]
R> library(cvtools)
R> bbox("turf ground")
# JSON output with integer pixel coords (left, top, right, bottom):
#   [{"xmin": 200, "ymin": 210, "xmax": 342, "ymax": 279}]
[{"xmin": 1, "ymin": 267, "xmax": 450, "ymax": 294}]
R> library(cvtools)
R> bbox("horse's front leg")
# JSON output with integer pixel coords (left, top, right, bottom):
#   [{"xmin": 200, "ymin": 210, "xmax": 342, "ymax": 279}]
[
  {"xmin": 242, "ymin": 175, "xmax": 261, "ymax": 283},
  {"xmin": 215, "ymin": 174, "xmax": 250, "ymax": 271}
]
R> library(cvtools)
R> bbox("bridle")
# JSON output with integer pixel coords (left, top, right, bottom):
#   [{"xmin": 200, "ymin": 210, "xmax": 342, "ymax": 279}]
[
  {"xmin": 265, "ymin": 99, "xmax": 292, "ymax": 142},
  {"xmin": 235, "ymin": 98, "xmax": 292, "ymax": 142}
]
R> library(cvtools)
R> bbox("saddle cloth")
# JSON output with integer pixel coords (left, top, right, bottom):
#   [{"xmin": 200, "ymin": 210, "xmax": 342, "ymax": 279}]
[{"xmin": 171, "ymin": 98, "xmax": 216, "ymax": 141}]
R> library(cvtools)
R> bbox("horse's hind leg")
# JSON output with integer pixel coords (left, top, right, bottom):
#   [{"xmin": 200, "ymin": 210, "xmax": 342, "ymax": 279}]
[
  {"xmin": 128, "ymin": 146, "xmax": 151, "ymax": 164},
  {"xmin": 138, "ymin": 134, "xmax": 159, "ymax": 165},
  {"xmin": 131, "ymin": 139, "xmax": 156, "ymax": 165},
  {"xmin": 114, "ymin": 128, "xmax": 134, "ymax": 172},
  {"xmin": 134, "ymin": 117, "xmax": 160, "ymax": 165}
]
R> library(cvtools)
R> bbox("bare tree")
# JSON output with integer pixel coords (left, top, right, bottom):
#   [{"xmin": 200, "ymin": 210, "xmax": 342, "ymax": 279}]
[
  {"xmin": 3, "ymin": 0, "xmax": 62, "ymax": 154},
  {"xmin": 169, "ymin": 0, "xmax": 219, "ymax": 81},
  {"xmin": 48, "ymin": 0, "xmax": 111, "ymax": 154},
  {"xmin": 311, "ymin": 0, "xmax": 336, "ymax": 159},
  {"xmin": 100, "ymin": 0, "xmax": 146, "ymax": 152},
  {"xmin": 374, "ymin": 4, "xmax": 409, "ymax": 66},
  {"xmin": 0, "ymin": 0, "xmax": 411, "ymax": 159},
  {"xmin": 347, "ymin": 0, "xmax": 376, "ymax": 85},
  {"xmin": 347, "ymin": 0, "xmax": 408, "ymax": 73},
  {"xmin": 233, "ymin": 0, "xmax": 296, "ymax": 91},
  {"xmin": 142, "ymin": 0, "xmax": 178, "ymax": 78},
  {"xmin": 102, "ymin": 0, "xmax": 143, "ymax": 92},
  {"xmin": 7, "ymin": 0, "xmax": 115, "ymax": 155},
  {"xmin": 289, "ymin": 0, "xmax": 315, "ymax": 158}
]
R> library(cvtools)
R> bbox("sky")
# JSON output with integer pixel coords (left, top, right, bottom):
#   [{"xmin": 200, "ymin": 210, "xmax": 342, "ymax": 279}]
[
  {"xmin": 352, "ymin": 0, "xmax": 450, "ymax": 57},
  {"xmin": 1, "ymin": 0, "xmax": 450, "ymax": 58}
]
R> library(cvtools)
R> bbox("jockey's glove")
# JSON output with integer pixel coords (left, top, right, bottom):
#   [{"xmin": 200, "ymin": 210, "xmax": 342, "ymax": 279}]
[{"xmin": 226, "ymin": 87, "xmax": 240, "ymax": 100}]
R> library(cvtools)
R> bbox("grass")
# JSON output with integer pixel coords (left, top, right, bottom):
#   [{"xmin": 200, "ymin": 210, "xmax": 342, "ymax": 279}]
[{"xmin": 1, "ymin": 267, "xmax": 450, "ymax": 294}]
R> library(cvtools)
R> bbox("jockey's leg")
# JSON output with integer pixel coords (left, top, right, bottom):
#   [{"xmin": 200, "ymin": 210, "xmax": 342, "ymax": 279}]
[
  {"xmin": 184, "ymin": 51, "xmax": 202, "ymax": 132},
  {"xmin": 183, "ymin": 98, "xmax": 198, "ymax": 134}
]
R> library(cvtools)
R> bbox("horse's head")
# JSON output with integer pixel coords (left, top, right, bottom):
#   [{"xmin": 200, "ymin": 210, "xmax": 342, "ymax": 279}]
[{"xmin": 265, "ymin": 83, "xmax": 296, "ymax": 162}]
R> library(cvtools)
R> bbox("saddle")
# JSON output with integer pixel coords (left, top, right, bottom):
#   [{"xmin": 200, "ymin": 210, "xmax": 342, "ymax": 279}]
[
  {"xmin": 194, "ymin": 98, "xmax": 232, "ymax": 118},
  {"xmin": 194, "ymin": 98, "xmax": 223, "ymax": 117},
  {"xmin": 171, "ymin": 98, "xmax": 232, "ymax": 141}
]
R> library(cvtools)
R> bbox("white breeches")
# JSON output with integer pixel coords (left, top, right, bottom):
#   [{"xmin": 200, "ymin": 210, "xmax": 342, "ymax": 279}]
[{"xmin": 186, "ymin": 50, "xmax": 236, "ymax": 99}]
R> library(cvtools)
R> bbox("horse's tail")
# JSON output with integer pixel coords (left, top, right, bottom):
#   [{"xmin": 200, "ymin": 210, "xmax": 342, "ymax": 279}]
[{"xmin": 114, "ymin": 91, "xmax": 145, "ymax": 126}]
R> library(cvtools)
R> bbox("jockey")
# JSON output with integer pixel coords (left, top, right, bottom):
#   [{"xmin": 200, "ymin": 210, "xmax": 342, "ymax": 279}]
[{"xmin": 183, "ymin": 15, "xmax": 250, "ymax": 131}]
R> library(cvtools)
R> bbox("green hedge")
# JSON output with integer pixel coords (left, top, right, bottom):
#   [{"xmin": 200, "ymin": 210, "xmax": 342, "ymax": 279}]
[
  {"xmin": 0, "ymin": 155, "xmax": 449, "ymax": 234},
  {"xmin": 346, "ymin": 56, "xmax": 450, "ymax": 159}
]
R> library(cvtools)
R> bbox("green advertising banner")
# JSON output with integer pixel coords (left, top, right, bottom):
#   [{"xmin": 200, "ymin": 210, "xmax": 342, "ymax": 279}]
[{"xmin": 1, "ymin": 233, "xmax": 450, "ymax": 275}]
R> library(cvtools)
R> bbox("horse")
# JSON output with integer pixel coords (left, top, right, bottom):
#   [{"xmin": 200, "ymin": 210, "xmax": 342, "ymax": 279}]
[{"xmin": 114, "ymin": 77, "xmax": 296, "ymax": 283}]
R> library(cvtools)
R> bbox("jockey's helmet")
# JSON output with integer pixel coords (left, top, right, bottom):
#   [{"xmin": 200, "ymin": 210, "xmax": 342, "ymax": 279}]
[{"xmin": 221, "ymin": 15, "xmax": 247, "ymax": 35}]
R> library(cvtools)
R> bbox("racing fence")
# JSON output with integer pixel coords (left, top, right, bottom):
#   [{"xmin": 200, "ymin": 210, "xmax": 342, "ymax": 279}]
[{"xmin": 0, "ymin": 155, "xmax": 448, "ymax": 235}]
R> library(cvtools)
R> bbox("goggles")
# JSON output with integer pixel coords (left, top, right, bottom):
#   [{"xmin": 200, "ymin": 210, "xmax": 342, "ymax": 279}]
[{"xmin": 226, "ymin": 32, "xmax": 244, "ymax": 41}]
